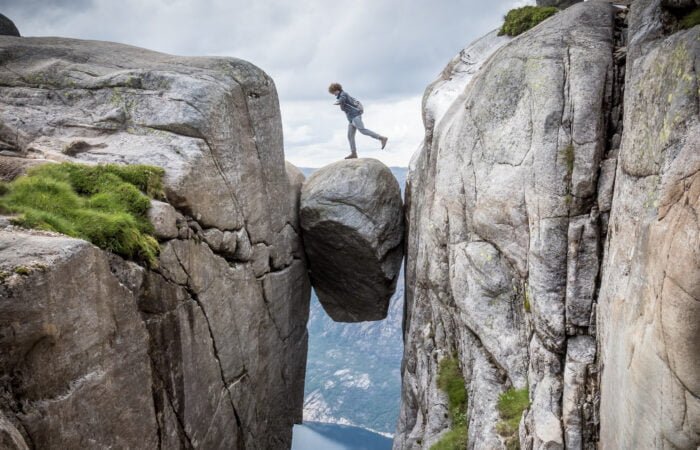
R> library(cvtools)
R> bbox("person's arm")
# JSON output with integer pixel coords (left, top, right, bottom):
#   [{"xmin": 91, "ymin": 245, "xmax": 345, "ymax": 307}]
[{"xmin": 335, "ymin": 92, "xmax": 350, "ymax": 108}]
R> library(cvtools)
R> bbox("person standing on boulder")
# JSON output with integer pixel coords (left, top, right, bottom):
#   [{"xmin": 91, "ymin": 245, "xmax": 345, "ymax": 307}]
[{"xmin": 329, "ymin": 83, "xmax": 388, "ymax": 159}]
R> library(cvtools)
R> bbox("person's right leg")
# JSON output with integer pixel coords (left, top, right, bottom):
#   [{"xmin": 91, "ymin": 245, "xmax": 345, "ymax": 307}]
[{"xmin": 346, "ymin": 122, "xmax": 358, "ymax": 159}]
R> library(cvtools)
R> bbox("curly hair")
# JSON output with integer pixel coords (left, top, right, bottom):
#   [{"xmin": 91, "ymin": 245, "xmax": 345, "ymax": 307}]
[{"xmin": 328, "ymin": 82, "xmax": 342, "ymax": 93}]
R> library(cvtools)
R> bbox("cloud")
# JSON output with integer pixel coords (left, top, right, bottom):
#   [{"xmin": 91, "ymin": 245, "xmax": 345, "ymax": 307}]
[{"xmin": 1, "ymin": 0, "xmax": 532, "ymax": 166}]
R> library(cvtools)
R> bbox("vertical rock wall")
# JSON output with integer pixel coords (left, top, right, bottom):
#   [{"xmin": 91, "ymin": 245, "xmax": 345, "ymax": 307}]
[
  {"xmin": 598, "ymin": 0, "xmax": 700, "ymax": 448},
  {"xmin": 397, "ymin": 3, "xmax": 619, "ymax": 449},
  {"xmin": 398, "ymin": 0, "xmax": 699, "ymax": 448}
]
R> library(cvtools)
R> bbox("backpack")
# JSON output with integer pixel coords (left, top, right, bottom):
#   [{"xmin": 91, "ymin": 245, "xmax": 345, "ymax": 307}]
[{"xmin": 346, "ymin": 93, "xmax": 364, "ymax": 114}]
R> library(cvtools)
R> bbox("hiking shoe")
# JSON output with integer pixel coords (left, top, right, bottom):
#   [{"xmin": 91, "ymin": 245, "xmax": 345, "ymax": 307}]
[
  {"xmin": 344, "ymin": 153, "xmax": 358, "ymax": 159},
  {"xmin": 380, "ymin": 137, "xmax": 388, "ymax": 149}
]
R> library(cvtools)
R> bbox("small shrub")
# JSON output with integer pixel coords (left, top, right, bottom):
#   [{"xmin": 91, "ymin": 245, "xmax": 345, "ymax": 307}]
[
  {"xmin": 562, "ymin": 143, "xmax": 575, "ymax": 175},
  {"xmin": 0, "ymin": 162, "xmax": 164, "ymax": 267},
  {"xmin": 13, "ymin": 266, "xmax": 30, "ymax": 276},
  {"xmin": 431, "ymin": 356, "xmax": 468, "ymax": 450},
  {"xmin": 496, "ymin": 387, "xmax": 530, "ymax": 450},
  {"xmin": 679, "ymin": 7, "xmax": 700, "ymax": 29},
  {"xmin": 499, "ymin": 6, "xmax": 559, "ymax": 37},
  {"xmin": 430, "ymin": 428, "xmax": 468, "ymax": 450}
]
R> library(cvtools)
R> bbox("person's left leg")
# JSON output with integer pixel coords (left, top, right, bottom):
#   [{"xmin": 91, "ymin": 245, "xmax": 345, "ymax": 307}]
[{"xmin": 351, "ymin": 116, "xmax": 383, "ymax": 140}]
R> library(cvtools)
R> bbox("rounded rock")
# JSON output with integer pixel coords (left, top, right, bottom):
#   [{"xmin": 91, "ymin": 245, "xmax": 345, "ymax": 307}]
[{"xmin": 300, "ymin": 158, "xmax": 404, "ymax": 322}]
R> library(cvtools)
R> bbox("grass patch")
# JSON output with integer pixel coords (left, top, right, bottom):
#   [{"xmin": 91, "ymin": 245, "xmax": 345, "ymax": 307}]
[
  {"xmin": 430, "ymin": 428, "xmax": 468, "ymax": 450},
  {"xmin": 563, "ymin": 143, "xmax": 575, "ymax": 175},
  {"xmin": 523, "ymin": 287, "xmax": 531, "ymax": 313},
  {"xmin": 499, "ymin": 6, "xmax": 558, "ymax": 37},
  {"xmin": 13, "ymin": 266, "xmax": 30, "ymax": 276},
  {"xmin": 496, "ymin": 387, "xmax": 530, "ymax": 450},
  {"xmin": 679, "ymin": 7, "xmax": 700, "ymax": 29},
  {"xmin": 431, "ymin": 356, "xmax": 468, "ymax": 450},
  {"xmin": 0, "ymin": 162, "xmax": 164, "ymax": 267}
]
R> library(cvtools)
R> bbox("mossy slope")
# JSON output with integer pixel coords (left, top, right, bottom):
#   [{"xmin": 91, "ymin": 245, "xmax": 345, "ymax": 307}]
[
  {"xmin": 496, "ymin": 387, "xmax": 530, "ymax": 450},
  {"xmin": 431, "ymin": 356, "xmax": 468, "ymax": 450},
  {"xmin": 499, "ymin": 6, "xmax": 559, "ymax": 37},
  {"xmin": 0, "ymin": 162, "xmax": 164, "ymax": 267}
]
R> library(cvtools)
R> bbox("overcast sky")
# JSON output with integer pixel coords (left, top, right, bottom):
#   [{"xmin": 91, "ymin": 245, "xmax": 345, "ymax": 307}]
[{"xmin": 1, "ymin": 0, "xmax": 529, "ymax": 167}]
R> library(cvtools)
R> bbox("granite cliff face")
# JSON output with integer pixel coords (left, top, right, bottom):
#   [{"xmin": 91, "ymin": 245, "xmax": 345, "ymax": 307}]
[
  {"xmin": 598, "ymin": 0, "xmax": 700, "ymax": 447},
  {"xmin": 397, "ymin": 1, "xmax": 699, "ymax": 449},
  {"xmin": 0, "ymin": 36, "xmax": 309, "ymax": 449}
]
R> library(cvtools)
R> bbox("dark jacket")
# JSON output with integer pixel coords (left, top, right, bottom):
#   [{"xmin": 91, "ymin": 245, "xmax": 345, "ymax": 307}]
[{"xmin": 336, "ymin": 90, "xmax": 363, "ymax": 120}]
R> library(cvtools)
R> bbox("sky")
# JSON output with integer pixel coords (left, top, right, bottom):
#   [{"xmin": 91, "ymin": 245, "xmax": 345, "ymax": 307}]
[{"xmin": 1, "ymin": 0, "xmax": 530, "ymax": 167}]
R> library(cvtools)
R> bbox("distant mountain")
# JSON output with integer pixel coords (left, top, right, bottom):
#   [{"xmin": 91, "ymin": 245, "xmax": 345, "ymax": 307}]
[{"xmin": 298, "ymin": 166, "xmax": 407, "ymax": 436}]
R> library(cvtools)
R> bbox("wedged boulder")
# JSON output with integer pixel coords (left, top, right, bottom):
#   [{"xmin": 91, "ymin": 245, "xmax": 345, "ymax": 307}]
[{"xmin": 300, "ymin": 158, "xmax": 403, "ymax": 322}]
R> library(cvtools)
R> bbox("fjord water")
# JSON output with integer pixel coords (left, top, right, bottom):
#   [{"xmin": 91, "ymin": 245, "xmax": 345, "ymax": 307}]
[{"xmin": 291, "ymin": 422, "xmax": 392, "ymax": 450}]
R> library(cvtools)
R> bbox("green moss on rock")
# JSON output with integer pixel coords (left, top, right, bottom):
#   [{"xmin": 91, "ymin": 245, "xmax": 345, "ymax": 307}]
[
  {"xmin": 679, "ymin": 7, "xmax": 700, "ymax": 30},
  {"xmin": 0, "ymin": 162, "xmax": 165, "ymax": 267},
  {"xmin": 499, "ymin": 6, "xmax": 559, "ymax": 37},
  {"xmin": 431, "ymin": 356, "xmax": 468, "ymax": 450},
  {"xmin": 13, "ymin": 266, "xmax": 30, "ymax": 276},
  {"xmin": 496, "ymin": 387, "xmax": 530, "ymax": 450}
]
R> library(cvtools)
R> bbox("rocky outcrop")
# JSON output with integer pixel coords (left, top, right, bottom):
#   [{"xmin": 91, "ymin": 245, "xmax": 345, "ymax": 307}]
[
  {"xmin": 0, "ymin": 36, "xmax": 310, "ymax": 449},
  {"xmin": 536, "ymin": 0, "xmax": 583, "ymax": 9},
  {"xmin": 662, "ymin": 0, "xmax": 700, "ymax": 7},
  {"xmin": 597, "ymin": 0, "xmax": 700, "ymax": 448},
  {"xmin": 300, "ymin": 159, "xmax": 403, "ymax": 322},
  {"xmin": 398, "ymin": 0, "xmax": 700, "ymax": 448},
  {"xmin": 0, "ymin": 14, "xmax": 19, "ymax": 37},
  {"xmin": 397, "ymin": 2, "xmax": 618, "ymax": 449},
  {"xmin": 0, "ymin": 231, "xmax": 158, "ymax": 449}
]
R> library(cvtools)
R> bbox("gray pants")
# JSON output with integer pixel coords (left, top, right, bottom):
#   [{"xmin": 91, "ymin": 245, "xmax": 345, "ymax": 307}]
[{"xmin": 347, "ymin": 115, "xmax": 382, "ymax": 152}]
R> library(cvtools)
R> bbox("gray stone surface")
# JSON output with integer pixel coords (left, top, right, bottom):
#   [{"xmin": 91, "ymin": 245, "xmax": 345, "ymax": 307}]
[
  {"xmin": 0, "ymin": 230, "xmax": 159, "ymax": 449},
  {"xmin": 148, "ymin": 200, "xmax": 179, "ymax": 240},
  {"xmin": 286, "ymin": 161, "xmax": 305, "ymax": 231},
  {"xmin": 0, "ymin": 156, "xmax": 50, "ymax": 181},
  {"xmin": 300, "ymin": 158, "xmax": 404, "ymax": 322},
  {"xmin": 598, "ymin": 0, "xmax": 700, "ymax": 448},
  {"xmin": 661, "ymin": 0, "xmax": 700, "ymax": 8},
  {"xmin": 0, "ymin": 36, "xmax": 310, "ymax": 449},
  {"xmin": 0, "ymin": 14, "xmax": 19, "ymax": 37},
  {"xmin": 536, "ymin": 0, "xmax": 583, "ymax": 8},
  {"xmin": 396, "ymin": 3, "xmax": 615, "ymax": 449},
  {"xmin": 0, "ymin": 36, "xmax": 288, "ymax": 242},
  {"xmin": 0, "ymin": 411, "xmax": 29, "ymax": 450}
]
